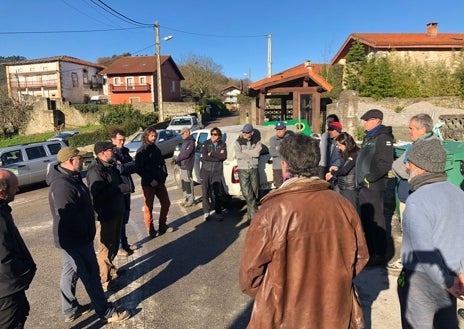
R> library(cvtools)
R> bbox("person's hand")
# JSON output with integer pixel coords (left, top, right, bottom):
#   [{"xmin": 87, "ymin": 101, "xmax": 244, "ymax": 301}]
[
  {"xmin": 447, "ymin": 277, "xmax": 464, "ymax": 300},
  {"xmin": 118, "ymin": 183, "xmax": 130, "ymax": 193},
  {"xmin": 328, "ymin": 165, "xmax": 338, "ymax": 172},
  {"xmin": 325, "ymin": 172, "xmax": 333, "ymax": 181},
  {"xmin": 150, "ymin": 179, "xmax": 159, "ymax": 187}
]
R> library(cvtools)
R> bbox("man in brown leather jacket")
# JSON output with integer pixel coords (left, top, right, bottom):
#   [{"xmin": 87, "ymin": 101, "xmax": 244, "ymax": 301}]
[{"xmin": 239, "ymin": 134, "xmax": 369, "ymax": 329}]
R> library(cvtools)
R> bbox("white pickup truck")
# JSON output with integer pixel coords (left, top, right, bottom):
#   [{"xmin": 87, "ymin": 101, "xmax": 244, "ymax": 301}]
[{"xmin": 173, "ymin": 125, "xmax": 275, "ymax": 198}]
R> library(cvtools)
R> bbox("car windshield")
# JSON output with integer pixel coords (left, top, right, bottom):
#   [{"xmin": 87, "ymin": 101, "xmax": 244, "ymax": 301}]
[
  {"xmin": 171, "ymin": 118, "xmax": 192, "ymax": 125},
  {"xmin": 131, "ymin": 132, "xmax": 143, "ymax": 143}
]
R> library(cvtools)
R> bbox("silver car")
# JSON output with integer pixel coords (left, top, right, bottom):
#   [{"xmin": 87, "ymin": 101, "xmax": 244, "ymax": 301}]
[
  {"xmin": 0, "ymin": 140, "xmax": 67, "ymax": 188},
  {"xmin": 125, "ymin": 129, "xmax": 182, "ymax": 158}
]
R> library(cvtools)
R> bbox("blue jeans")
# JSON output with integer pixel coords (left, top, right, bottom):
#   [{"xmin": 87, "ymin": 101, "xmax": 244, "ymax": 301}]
[{"xmin": 61, "ymin": 244, "xmax": 114, "ymax": 319}]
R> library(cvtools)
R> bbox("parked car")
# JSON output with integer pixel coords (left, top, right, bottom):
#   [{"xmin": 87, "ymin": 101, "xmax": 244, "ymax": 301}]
[
  {"xmin": 166, "ymin": 115, "xmax": 203, "ymax": 133},
  {"xmin": 172, "ymin": 125, "xmax": 276, "ymax": 198},
  {"xmin": 47, "ymin": 130, "xmax": 80, "ymax": 145},
  {"xmin": 0, "ymin": 140, "xmax": 68, "ymax": 188},
  {"xmin": 124, "ymin": 129, "xmax": 182, "ymax": 158}
]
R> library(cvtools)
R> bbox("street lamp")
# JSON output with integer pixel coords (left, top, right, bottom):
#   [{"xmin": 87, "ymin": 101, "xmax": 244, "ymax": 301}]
[{"xmin": 154, "ymin": 22, "xmax": 173, "ymax": 122}]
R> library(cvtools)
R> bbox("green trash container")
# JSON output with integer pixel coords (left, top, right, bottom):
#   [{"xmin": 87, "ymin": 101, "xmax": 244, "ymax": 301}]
[{"xmin": 263, "ymin": 119, "xmax": 313, "ymax": 136}]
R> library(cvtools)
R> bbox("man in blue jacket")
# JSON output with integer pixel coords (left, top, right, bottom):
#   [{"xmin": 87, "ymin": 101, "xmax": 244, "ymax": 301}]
[
  {"xmin": 175, "ymin": 127, "xmax": 196, "ymax": 207},
  {"xmin": 0, "ymin": 169, "xmax": 36, "ymax": 328}
]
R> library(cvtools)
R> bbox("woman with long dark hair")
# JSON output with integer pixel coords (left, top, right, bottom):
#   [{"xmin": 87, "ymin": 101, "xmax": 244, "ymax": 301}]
[{"xmin": 325, "ymin": 132, "xmax": 359, "ymax": 209}]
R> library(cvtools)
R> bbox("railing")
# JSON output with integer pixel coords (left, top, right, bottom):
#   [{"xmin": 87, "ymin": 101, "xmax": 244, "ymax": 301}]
[
  {"xmin": 110, "ymin": 84, "xmax": 151, "ymax": 92},
  {"xmin": 10, "ymin": 80, "xmax": 58, "ymax": 89}
]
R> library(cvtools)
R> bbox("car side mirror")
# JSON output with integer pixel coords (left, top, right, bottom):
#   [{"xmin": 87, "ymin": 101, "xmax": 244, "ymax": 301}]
[{"xmin": 158, "ymin": 138, "xmax": 165, "ymax": 142}]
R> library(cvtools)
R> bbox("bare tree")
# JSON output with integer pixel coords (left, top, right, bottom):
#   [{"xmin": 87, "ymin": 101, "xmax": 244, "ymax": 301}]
[{"xmin": 0, "ymin": 86, "xmax": 33, "ymax": 136}]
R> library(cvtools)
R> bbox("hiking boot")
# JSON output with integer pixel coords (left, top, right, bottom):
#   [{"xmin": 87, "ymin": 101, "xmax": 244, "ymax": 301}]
[
  {"xmin": 158, "ymin": 224, "xmax": 174, "ymax": 235},
  {"xmin": 127, "ymin": 244, "xmax": 139, "ymax": 251},
  {"xmin": 183, "ymin": 200, "xmax": 194, "ymax": 208},
  {"xmin": 106, "ymin": 309, "xmax": 131, "ymax": 323},
  {"xmin": 204, "ymin": 213, "xmax": 210, "ymax": 221},
  {"xmin": 216, "ymin": 213, "xmax": 224, "ymax": 221},
  {"xmin": 64, "ymin": 303, "xmax": 92, "ymax": 323},
  {"xmin": 147, "ymin": 227, "xmax": 157, "ymax": 239}
]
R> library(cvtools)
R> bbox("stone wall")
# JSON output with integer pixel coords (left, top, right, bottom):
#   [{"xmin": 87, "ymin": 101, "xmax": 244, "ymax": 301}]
[{"xmin": 327, "ymin": 91, "xmax": 464, "ymax": 141}]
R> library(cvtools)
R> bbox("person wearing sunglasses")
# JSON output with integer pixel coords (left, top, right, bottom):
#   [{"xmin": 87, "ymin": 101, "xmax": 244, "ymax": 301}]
[{"xmin": 200, "ymin": 127, "xmax": 227, "ymax": 220}]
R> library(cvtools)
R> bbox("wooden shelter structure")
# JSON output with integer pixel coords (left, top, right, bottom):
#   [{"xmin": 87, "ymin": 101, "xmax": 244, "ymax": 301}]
[{"xmin": 248, "ymin": 61, "xmax": 332, "ymax": 134}]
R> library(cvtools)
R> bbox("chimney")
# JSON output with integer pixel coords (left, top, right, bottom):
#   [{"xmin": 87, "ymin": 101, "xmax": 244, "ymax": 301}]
[
  {"xmin": 426, "ymin": 22, "xmax": 438, "ymax": 37},
  {"xmin": 304, "ymin": 60, "xmax": 312, "ymax": 70}
]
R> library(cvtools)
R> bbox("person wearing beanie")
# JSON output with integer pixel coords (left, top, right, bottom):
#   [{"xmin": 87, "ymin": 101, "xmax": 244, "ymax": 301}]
[
  {"xmin": 398, "ymin": 138, "xmax": 464, "ymax": 328},
  {"xmin": 356, "ymin": 109, "xmax": 394, "ymax": 267}
]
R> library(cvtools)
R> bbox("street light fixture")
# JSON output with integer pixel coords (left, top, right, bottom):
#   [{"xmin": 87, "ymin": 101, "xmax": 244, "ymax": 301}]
[{"xmin": 154, "ymin": 22, "xmax": 173, "ymax": 123}]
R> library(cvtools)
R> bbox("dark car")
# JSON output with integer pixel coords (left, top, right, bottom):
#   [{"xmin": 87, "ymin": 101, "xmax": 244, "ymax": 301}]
[{"xmin": 47, "ymin": 130, "xmax": 79, "ymax": 145}]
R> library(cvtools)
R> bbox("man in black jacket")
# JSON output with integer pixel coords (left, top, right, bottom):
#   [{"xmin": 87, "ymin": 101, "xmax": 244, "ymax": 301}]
[
  {"xmin": 87, "ymin": 142, "xmax": 130, "ymax": 291},
  {"xmin": 0, "ymin": 169, "xmax": 36, "ymax": 328},
  {"xmin": 356, "ymin": 109, "xmax": 394, "ymax": 266},
  {"xmin": 111, "ymin": 129, "xmax": 138, "ymax": 257},
  {"xmin": 135, "ymin": 126, "xmax": 172, "ymax": 237},
  {"xmin": 47, "ymin": 147, "xmax": 130, "ymax": 323},
  {"xmin": 175, "ymin": 127, "xmax": 196, "ymax": 207},
  {"xmin": 200, "ymin": 127, "xmax": 227, "ymax": 220}
]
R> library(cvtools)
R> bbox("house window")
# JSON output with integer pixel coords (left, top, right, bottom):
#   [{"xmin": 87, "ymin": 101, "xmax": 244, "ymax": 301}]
[
  {"xmin": 72, "ymin": 72, "xmax": 78, "ymax": 87},
  {"xmin": 139, "ymin": 76, "xmax": 146, "ymax": 85},
  {"xmin": 126, "ymin": 77, "xmax": 134, "ymax": 89},
  {"xmin": 114, "ymin": 77, "xmax": 120, "ymax": 85},
  {"xmin": 43, "ymin": 66, "xmax": 48, "ymax": 71},
  {"xmin": 171, "ymin": 81, "xmax": 176, "ymax": 93},
  {"xmin": 83, "ymin": 69, "xmax": 88, "ymax": 84}
]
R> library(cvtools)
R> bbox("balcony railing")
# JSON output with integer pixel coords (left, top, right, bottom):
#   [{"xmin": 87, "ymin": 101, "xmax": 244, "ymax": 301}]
[
  {"xmin": 110, "ymin": 83, "xmax": 151, "ymax": 93},
  {"xmin": 9, "ymin": 80, "xmax": 58, "ymax": 90}
]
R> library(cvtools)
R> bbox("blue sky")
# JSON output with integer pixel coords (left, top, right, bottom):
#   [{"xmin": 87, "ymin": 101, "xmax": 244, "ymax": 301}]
[{"xmin": 2, "ymin": 0, "xmax": 463, "ymax": 81}]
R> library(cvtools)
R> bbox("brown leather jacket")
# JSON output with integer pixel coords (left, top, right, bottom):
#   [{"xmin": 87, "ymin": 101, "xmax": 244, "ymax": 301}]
[{"xmin": 239, "ymin": 177, "xmax": 369, "ymax": 329}]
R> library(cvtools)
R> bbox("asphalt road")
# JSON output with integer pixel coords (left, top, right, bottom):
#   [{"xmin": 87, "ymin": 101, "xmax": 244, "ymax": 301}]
[{"xmin": 11, "ymin": 113, "xmax": 464, "ymax": 328}]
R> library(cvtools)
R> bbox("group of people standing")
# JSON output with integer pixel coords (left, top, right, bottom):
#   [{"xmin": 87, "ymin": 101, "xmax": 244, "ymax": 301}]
[{"xmin": 240, "ymin": 109, "xmax": 464, "ymax": 328}]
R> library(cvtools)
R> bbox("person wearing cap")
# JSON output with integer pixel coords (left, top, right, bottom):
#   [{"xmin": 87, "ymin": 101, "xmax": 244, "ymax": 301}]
[
  {"xmin": 0, "ymin": 169, "xmax": 36, "ymax": 328},
  {"xmin": 234, "ymin": 123, "xmax": 262, "ymax": 223},
  {"xmin": 356, "ymin": 109, "xmax": 394, "ymax": 266},
  {"xmin": 86, "ymin": 142, "xmax": 130, "ymax": 291},
  {"xmin": 397, "ymin": 138, "xmax": 464, "ymax": 328},
  {"xmin": 319, "ymin": 114, "xmax": 340, "ymax": 178},
  {"xmin": 269, "ymin": 121, "xmax": 293, "ymax": 188},
  {"xmin": 239, "ymin": 134, "xmax": 368, "ymax": 328},
  {"xmin": 47, "ymin": 147, "xmax": 130, "ymax": 323},
  {"xmin": 175, "ymin": 127, "xmax": 196, "ymax": 208},
  {"xmin": 135, "ymin": 126, "xmax": 172, "ymax": 238},
  {"xmin": 110, "ymin": 129, "xmax": 138, "ymax": 257}
]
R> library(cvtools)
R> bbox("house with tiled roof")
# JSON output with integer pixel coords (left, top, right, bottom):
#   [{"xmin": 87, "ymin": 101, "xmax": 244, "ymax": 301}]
[
  {"xmin": 99, "ymin": 55, "xmax": 184, "ymax": 105},
  {"xmin": 248, "ymin": 61, "xmax": 332, "ymax": 134},
  {"xmin": 331, "ymin": 22, "xmax": 464, "ymax": 67},
  {"xmin": 221, "ymin": 85, "xmax": 241, "ymax": 111},
  {"xmin": 4, "ymin": 55, "xmax": 105, "ymax": 104}
]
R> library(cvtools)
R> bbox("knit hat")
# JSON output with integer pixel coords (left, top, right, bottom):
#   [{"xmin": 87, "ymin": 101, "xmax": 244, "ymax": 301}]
[
  {"xmin": 57, "ymin": 147, "xmax": 87, "ymax": 163},
  {"xmin": 328, "ymin": 122, "xmax": 342, "ymax": 133},
  {"xmin": 94, "ymin": 141, "xmax": 114, "ymax": 154},
  {"xmin": 407, "ymin": 139, "xmax": 446, "ymax": 173}
]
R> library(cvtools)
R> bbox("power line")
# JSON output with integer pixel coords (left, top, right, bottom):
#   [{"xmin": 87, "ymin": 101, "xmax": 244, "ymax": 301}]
[
  {"xmin": 89, "ymin": 0, "xmax": 151, "ymax": 27},
  {"xmin": 0, "ymin": 27, "xmax": 149, "ymax": 35}
]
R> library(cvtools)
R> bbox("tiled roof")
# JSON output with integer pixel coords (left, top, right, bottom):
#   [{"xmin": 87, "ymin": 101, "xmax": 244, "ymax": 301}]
[
  {"xmin": 331, "ymin": 32, "xmax": 464, "ymax": 64},
  {"xmin": 100, "ymin": 55, "xmax": 169, "ymax": 75},
  {"xmin": 2, "ymin": 55, "xmax": 105, "ymax": 69},
  {"xmin": 249, "ymin": 62, "xmax": 332, "ymax": 92}
]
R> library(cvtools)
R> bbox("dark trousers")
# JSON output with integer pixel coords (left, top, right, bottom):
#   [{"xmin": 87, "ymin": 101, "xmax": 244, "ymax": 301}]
[
  {"xmin": 273, "ymin": 169, "xmax": 283, "ymax": 188},
  {"xmin": 398, "ymin": 268, "xmax": 458, "ymax": 329},
  {"xmin": 201, "ymin": 172, "xmax": 223, "ymax": 215},
  {"xmin": 119, "ymin": 193, "xmax": 131, "ymax": 250},
  {"xmin": 61, "ymin": 244, "xmax": 114, "ymax": 319},
  {"xmin": 358, "ymin": 187, "xmax": 387, "ymax": 257},
  {"xmin": 238, "ymin": 168, "xmax": 259, "ymax": 221},
  {"xmin": 0, "ymin": 291, "xmax": 29, "ymax": 329}
]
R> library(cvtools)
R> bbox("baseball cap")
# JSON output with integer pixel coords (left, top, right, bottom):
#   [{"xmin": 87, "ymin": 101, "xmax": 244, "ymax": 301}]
[
  {"xmin": 242, "ymin": 124, "xmax": 254, "ymax": 133},
  {"xmin": 57, "ymin": 147, "xmax": 87, "ymax": 163},
  {"xmin": 275, "ymin": 121, "xmax": 286, "ymax": 130}
]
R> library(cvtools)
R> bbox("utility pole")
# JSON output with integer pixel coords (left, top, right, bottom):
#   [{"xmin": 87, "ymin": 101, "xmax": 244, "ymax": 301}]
[
  {"xmin": 155, "ymin": 21, "xmax": 164, "ymax": 122},
  {"xmin": 267, "ymin": 33, "xmax": 272, "ymax": 78}
]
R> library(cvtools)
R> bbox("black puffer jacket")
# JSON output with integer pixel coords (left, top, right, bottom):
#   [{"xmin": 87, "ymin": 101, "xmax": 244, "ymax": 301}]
[
  {"xmin": 113, "ymin": 146, "xmax": 136, "ymax": 193},
  {"xmin": 356, "ymin": 125, "xmax": 394, "ymax": 191},
  {"xmin": 0, "ymin": 201, "xmax": 36, "ymax": 298},
  {"xmin": 200, "ymin": 139, "xmax": 227, "ymax": 179},
  {"xmin": 47, "ymin": 164, "xmax": 96, "ymax": 249},
  {"xmin": 135, "ymin": 142, "xmax": 168, "ymax": 186},
  {"xmin": 86, "ymin": 158, "xmax": 125, "ymax": 221}
]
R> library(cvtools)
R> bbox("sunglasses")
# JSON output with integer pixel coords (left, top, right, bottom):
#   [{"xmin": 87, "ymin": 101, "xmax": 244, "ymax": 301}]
[{"xmin": 211, "ymin": 133, "xmax": 219, "ymax": 136}]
